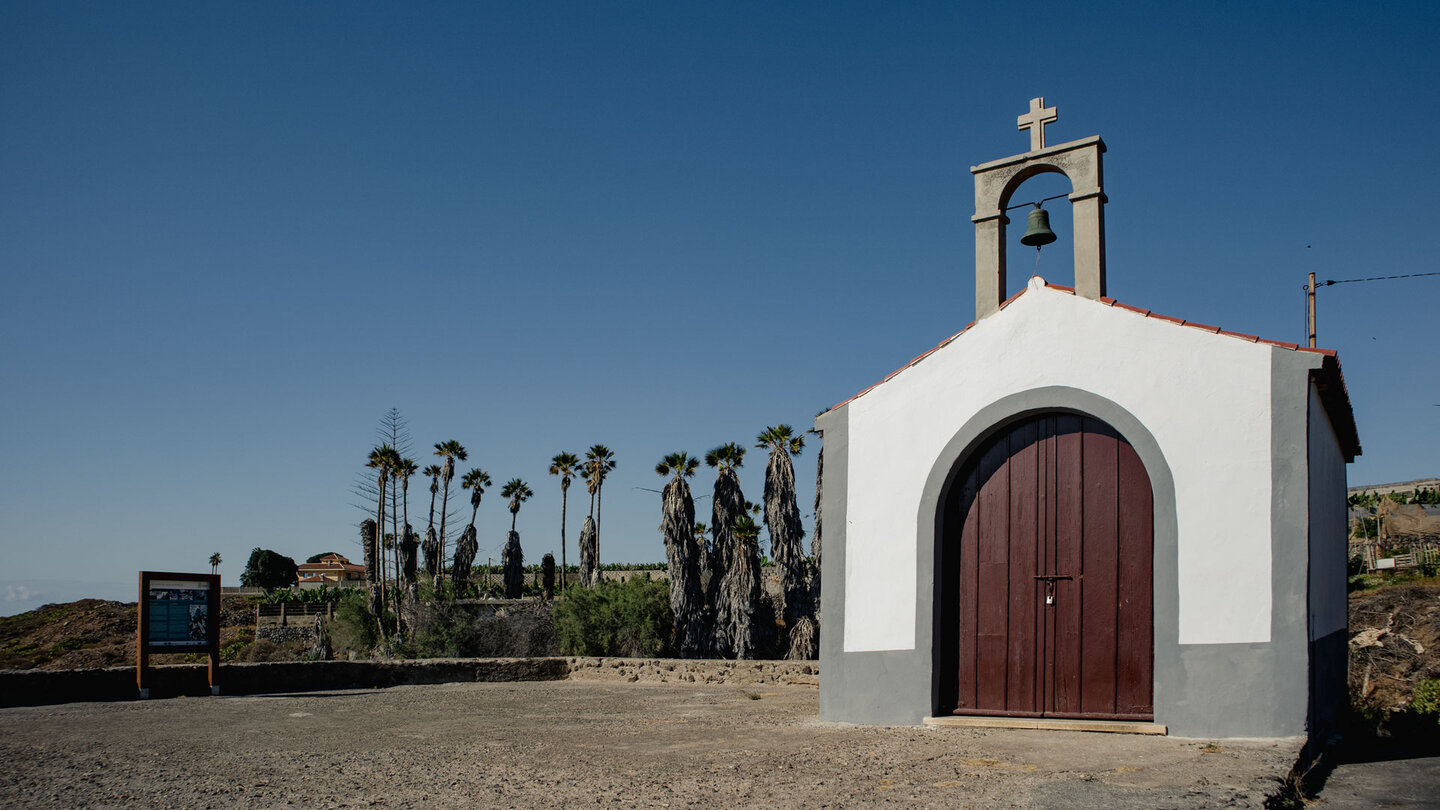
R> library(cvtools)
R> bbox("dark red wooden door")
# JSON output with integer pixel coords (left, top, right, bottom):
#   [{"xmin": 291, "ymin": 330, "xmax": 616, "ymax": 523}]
[{"xmin": 949, "ymin": 413, "xmax": 1153, "ymax": 720}]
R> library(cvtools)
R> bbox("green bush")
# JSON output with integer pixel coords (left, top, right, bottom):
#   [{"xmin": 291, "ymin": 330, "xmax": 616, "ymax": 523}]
[
  {"xmin": 403, "ymin": 601, "xmax": 557, "ymax": 658},
  {"xmin": 1413, "ymin": 679, "xmax": 1440, "ymax": 724},
  {"xmin": 552, "ymin": 575, "xmax": 673, "ymax": 657},
  {"xmin": 327, "ymin": 589, "xmax": 379, "ymax": 658}
]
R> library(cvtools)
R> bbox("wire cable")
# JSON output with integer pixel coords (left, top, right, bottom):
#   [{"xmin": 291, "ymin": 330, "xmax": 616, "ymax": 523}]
[{"xmin": 1320, "ymin": 270, "xmax": 1440, "ymax": 286}]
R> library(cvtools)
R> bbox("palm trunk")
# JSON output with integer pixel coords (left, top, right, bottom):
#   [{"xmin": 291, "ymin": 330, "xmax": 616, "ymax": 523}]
[
  {"xmin": 437, "ymin": 466, "xmax": 453, "ymax": 591},
  {"xmin": 560, "ymin": 481, "xmax": 570, "ymax": 592},
  {"xmin": 502, "ymin": 531, "xmax": 524, "ymax": 598},
  {"xmin": 594, "ymin": 480, "xmax": 603, "ymax": 571},
  {"xmin": 374, "ymin": 476, "xmax": 389, "ymax": 641},
  {"xmin": 578, "ymin": 516, "xmax": 597, "ymax": 587}
]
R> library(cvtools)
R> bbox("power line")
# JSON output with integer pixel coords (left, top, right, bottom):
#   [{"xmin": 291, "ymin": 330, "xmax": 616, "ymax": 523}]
[{"xmin": 1319, "ymin": 270, "xmax": 1440, "ymax": 286}]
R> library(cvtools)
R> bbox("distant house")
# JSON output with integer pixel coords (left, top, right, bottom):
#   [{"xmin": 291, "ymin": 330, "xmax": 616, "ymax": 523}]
[{"xmin": 296, "ymin": 553, "xmax": 365, "ymax": 589}]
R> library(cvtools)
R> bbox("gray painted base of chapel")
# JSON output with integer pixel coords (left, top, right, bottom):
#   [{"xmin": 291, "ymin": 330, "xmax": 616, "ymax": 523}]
[{"xmin": 818, "ymin": 349, "xmax": 1342, "ymax": 739}]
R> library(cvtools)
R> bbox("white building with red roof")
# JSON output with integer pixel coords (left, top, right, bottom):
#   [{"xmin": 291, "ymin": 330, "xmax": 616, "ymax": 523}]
[
  {"xmin": 295, "ymin": 553, "xmax": 366, "ymax": 589},
  {"xmin": 815, "ymin": 100, "xmax": 1359, "ymax": 741}
]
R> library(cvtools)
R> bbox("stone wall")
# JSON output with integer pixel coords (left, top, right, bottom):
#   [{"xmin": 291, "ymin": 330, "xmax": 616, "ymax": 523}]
[
  {"xmin": 0, "ymin": 656, "xmax": 820, "ymax": 707},
  {"xmin": 567, "ymin": 657, "xmax": 818, "ymax": 686}
]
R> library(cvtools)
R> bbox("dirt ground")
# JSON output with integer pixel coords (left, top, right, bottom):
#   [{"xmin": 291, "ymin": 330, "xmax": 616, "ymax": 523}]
[{"xmin": 0, "ymin": 680, "xmax": 1298, "ymax": 809}]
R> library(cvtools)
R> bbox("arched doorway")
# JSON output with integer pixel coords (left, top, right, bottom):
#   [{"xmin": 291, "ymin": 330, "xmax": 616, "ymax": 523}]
[{"xmin": 937, "ymin": 412, "xmax": 1153, "ymax": 720}]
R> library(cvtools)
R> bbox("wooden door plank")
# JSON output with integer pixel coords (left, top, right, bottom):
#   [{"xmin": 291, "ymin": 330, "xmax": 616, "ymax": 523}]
[
  {"xmin": 956, "ymin": 462, "xmax": 981, "ymax": 710},
  {"xmin": 1006, "ymin": 420, "xmax": 1040, "ymax": 713},
  {"xmin": 1117, "ymin": 441, "xmax": 1155, "ymax": 715},
  {"xmin": 1051, "ymin": 414, "xmax": 1084, "ymax": 714},
  {"xmin": 1080, "ymin": 419, "xmax": 1119, "ymax": 717},
  {"xmin": 974, "ymin": 431, "xmax": 1011, "ymax": 711}
]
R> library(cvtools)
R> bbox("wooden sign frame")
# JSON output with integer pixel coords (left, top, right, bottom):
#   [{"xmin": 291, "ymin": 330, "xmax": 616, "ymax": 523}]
[{"xmin": 136, "ymin": 571, "xmax": 221, "ymax": 697}]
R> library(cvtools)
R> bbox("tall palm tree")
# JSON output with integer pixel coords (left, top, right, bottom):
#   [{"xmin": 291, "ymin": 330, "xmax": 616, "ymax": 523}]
[
  {"xmin": 500, "ymin": 478, "xmax": 533, "ymax": 597},
  {"xmin": 366, "ymin": 446, "xmax": 398, "ymax": 591},
  {"xmin": 365, "ymin": 445, "xmax": 399, "ymax": 640},
  {"xmin": 423, "ymin": 464, "xmax": 442, "ymax": 531},
  {"xmin": 728, "ymin": 513, "xmax": 764, "ymax": 659},
  {"xmin": 421, "ymin": 464, "xmax": 442, "ymax": 578},
  {"xmin": 433, "ymin": 440, "xmax": 467, "ymax": 589},
  {"xmin": 394, "ymin": 457, "xmax": 417, "ymax": 619},
  {"xmin": 706, "ymin": 441, "xmax": 748, "ymax": 658},
  {"xmin": 757, "ymin": 425, "xmax": 810, "ymax": 657},
  {"xmin": 397, "ymin": 458, "xmax": 418, "ymax": 544},
  {"xmin": 208, "ymin": 552, "xmax": 222, "ymax": 576},
  {"xmin": 549, "ymin": 452, "xmax": 581, "ymax": 592},
  {"xmin": 462, "ymin": 468, "xmax": 492, "ymax": 529},
  {"xmin": 502, "ymin": 478, "xmax": 533, "ymax": 532},
  {"xmin": 585, "ymin": 445, "xmax": 616, "ymax": 571},
  {"xmin": 656, "ymin": 452, "xmax": 705, "ymax": 657}
]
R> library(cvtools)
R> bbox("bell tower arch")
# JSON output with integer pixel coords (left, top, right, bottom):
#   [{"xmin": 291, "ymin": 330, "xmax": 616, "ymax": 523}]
[{"xmin": 972, "ymin": 98, "xmax": 1107, "ymax": 319}]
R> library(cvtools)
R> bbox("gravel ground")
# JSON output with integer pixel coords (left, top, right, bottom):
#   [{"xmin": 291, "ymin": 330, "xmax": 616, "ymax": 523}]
[{"xmin": 0, "ymin": 680, "xmax": 1299, "ymax": 808}]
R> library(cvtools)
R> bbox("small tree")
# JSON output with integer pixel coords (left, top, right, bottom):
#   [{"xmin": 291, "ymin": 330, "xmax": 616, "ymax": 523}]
[
  {"xmin": 208, "ymin": 552, "xmax": 222, "ymax": 575},
  {"xmin": 240, "ymin": 548, "xmax": 298, "ymax": 592}
]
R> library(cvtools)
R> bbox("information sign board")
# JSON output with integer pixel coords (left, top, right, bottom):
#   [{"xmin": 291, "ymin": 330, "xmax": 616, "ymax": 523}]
[{"xmin": 136, "ymin": 571, "xmax": 221, "ymax": 696}]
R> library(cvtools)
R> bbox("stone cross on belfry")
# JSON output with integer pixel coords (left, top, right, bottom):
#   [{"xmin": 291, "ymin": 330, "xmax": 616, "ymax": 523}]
[{"xmin": 1017, "ymin": 97, "xmax": 1058, "ymax": 151}]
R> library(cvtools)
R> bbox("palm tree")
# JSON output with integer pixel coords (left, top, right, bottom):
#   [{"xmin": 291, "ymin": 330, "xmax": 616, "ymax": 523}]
[
  {"xmin": 432, "ymin": 440, "xmax": 467, "ymax": 589},
  {"xmin": 453, "ymin": 525, "xmax": 479, "ymax": 596},
  {"xmin": 706, "ymin": 442, "xmax": 748, "ymax": 658},
  {"xmin": 423, "ymin": 464, "xmax": 442, "ymax": 531},
  {"xmin": 397, "ymin": 458, "xmax": 418, "ymax": 546},
  {"xmin": 394, "ymin": 457, "xmax": 417, "ymax": 619},
  {"xmin": 502, "ymin": 478, "xmax": 533, "ymax": 532},
  {"xmin": 208, "ymin": 552, "xmax": 222, "ymax": 575},
  {"xmin": 728, "ymin": 513, "xmax": 764, "ymax": 659},
  {"xmin": 500, "ymin": 478, "xmax": 533, "ymax": 597},
  {"xmin": 585, "ymin": 444, "xmax": 616, "ymax": 562},
  {"xmin": 656, "ymin": 452, "xmax": 705, "ymax": 657},
  {"xmin": 366, "ymin": 446, "xmax": 397, "ymax": 592},
  {"xmin": 462, "ymin": 468, "xmax": 492, "ymax": 529},
  {"xmin": 757, "ymin": 425, "xmax": 811, "ymax": 658},
  {"xmin": 549, "ymin": 452, "xmax": 581, "ymax": 592}
]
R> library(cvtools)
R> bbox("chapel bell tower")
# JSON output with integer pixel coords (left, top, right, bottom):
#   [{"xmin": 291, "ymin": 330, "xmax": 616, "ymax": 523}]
[{"xmin": 971, "ymin": 97, "xmax": 1107, "ymax": 319}]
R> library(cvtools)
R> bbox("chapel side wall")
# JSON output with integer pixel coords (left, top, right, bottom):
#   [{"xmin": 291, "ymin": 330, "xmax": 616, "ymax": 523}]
[
  {"xmin": 1163, "ymin": 348, "xmax": 1321, "ymax": 738},
  {"xmin": 1307, "ymin": 380, "xmax": 1350, "ymax": 742},
  {"xmin": 816, "ymin": 405, "xmax": 933, "ymax": 724}
]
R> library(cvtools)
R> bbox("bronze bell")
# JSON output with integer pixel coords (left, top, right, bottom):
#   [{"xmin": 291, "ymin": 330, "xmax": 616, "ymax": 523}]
[{"xmin": 1020, "ymin": 206, "xmax": 1057, "ymax": 247}]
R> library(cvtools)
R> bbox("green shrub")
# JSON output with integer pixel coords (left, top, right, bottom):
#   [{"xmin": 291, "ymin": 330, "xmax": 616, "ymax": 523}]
[
  {"xmin": 1413, "ymin": 679, "xmax": 1440, "ymax": 724},
  {"xmin": 327, "ymin": 589, "xmax": 379, "ymax": 658},
  {"xmin": 552, "ymin": 575, "xmax": 673, "ymax": 657},
  {"xmin": 403, "ymin": 601, "xmax": 557, "ymax": 658}
]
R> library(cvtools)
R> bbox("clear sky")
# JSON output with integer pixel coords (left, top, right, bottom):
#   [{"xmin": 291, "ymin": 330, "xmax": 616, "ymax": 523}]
[{"xmin": 2, "ymin": 1, "xmax": 1436, "ymax": 616}]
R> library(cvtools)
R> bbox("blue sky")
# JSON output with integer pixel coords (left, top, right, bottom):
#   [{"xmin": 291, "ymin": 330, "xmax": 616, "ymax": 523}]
[{"xmin": 2, "ymin": 1, "xmax": 1436, "ymax": 615}]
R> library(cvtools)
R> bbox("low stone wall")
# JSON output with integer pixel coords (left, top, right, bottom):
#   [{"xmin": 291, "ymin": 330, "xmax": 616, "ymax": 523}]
[
  {"xmin": 567, "ymin": 657, "xmax": 819, "ymax": 686},
  {"xmin": 0, "ymin": 656, "xmax": 819, "ymax": 707}
]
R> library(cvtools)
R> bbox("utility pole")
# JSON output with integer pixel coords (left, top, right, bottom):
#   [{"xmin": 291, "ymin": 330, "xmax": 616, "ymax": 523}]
[{"xmin": 1307, "ymin": 272, "xmax": 1317, "ymax": 348}]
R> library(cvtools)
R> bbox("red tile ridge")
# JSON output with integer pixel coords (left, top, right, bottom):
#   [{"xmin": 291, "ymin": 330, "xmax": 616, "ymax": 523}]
[
  {"xmin": 998, "ymin": 287, "xmax": 1027, "ymax": 310},
  {"xmin": 827, "ymin": 283, "xmax": 1345, "ymax": 411}
]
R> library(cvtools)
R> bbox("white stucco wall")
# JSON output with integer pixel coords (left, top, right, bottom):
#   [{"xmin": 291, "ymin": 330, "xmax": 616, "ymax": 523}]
[
  {"xmin": 842, "ymin": 277, "xmax": 1275, "ymax": 652},
  {"xmin": 1308, "ymin": 383, "xmax": 1349, "ymax": 640}
]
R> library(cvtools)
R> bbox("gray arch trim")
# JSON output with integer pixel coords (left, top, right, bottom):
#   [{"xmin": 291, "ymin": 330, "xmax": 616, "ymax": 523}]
[{"xmin": 914, "ymin": 386, "xmax": 1179, "ymax": 723}]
